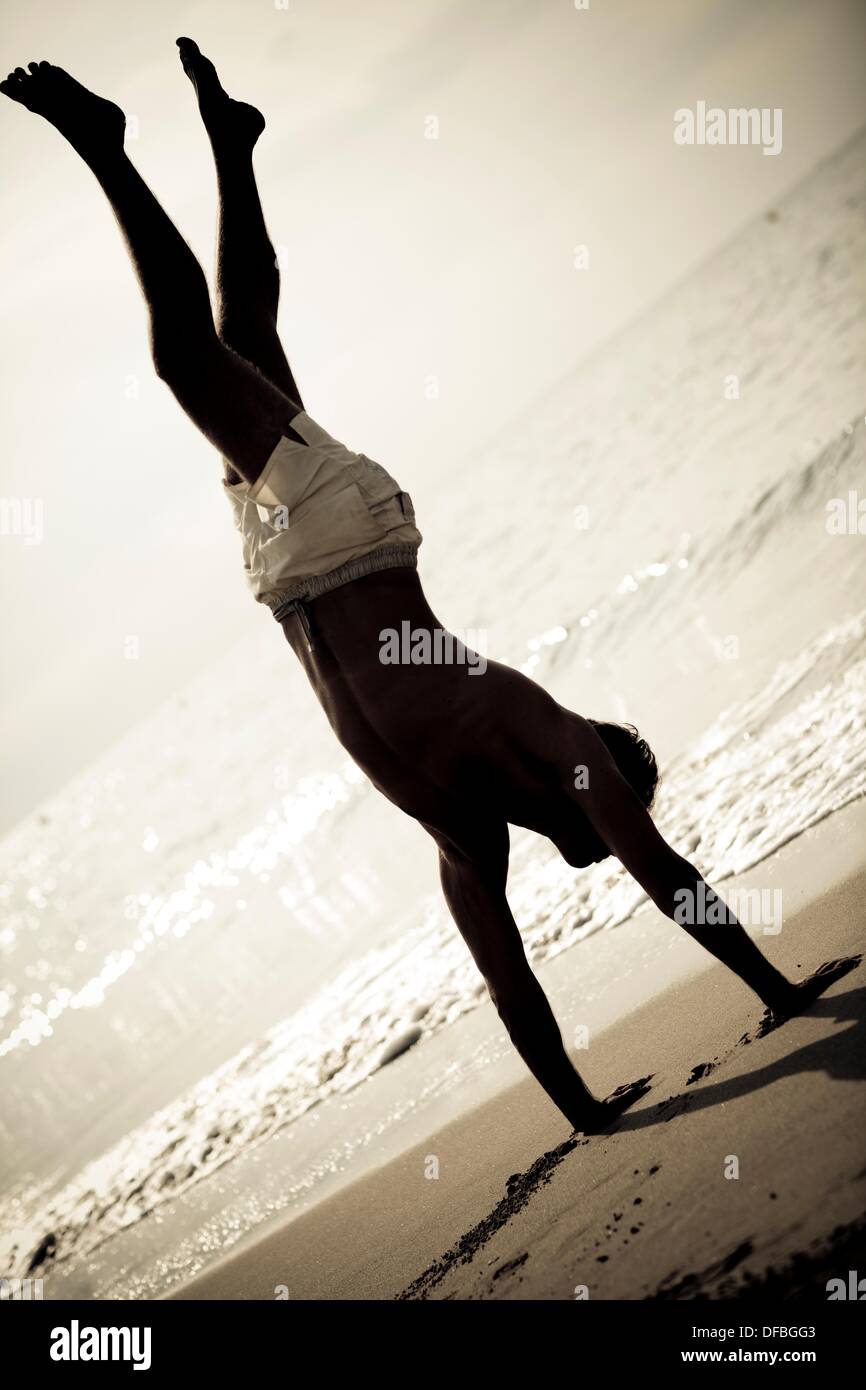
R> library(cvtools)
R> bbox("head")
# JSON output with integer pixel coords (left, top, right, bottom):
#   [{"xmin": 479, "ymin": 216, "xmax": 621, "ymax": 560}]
[
  {"xmin": 565, "ymin": 720, "xmax": 660, "ymax": 867},
  {"xmin": 587, "ymin": 719, "xmax": 660, "ymax": 812}
]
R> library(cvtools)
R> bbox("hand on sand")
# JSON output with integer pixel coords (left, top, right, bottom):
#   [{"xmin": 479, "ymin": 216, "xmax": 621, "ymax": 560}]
[
  {"xmin": 570, "ymin": 1074, "xmax": 653, "ymax": 1136},
  {"xmin": 757, "ymin": 955, "xmax": 861, "ymax": 1037}
]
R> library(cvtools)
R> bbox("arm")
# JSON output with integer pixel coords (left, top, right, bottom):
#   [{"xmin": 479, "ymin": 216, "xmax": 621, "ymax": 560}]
[
  {"xmin": 437, "ymin": 836, "xmax": 644, "ymax": 1129},
  {"xmin": 570, "ymin": 715, "xmax": 791, "ymax": 1008}
]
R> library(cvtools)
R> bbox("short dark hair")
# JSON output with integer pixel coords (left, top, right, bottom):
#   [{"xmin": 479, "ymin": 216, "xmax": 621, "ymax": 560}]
[{"xmin": 588, "ymin": 719, "xmax": 660, "ymax": 810}]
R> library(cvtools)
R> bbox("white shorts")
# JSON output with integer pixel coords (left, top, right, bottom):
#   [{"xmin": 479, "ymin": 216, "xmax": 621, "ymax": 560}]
[{"xmin": 223, "ymin": 410, "xmax": 422, "ymax": 615}]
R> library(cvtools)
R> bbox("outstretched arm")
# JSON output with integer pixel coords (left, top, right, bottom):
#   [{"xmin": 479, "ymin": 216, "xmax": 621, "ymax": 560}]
[
  {"xmin": 436, "ymin": 830, "xmax": 649, "ymax": 1130},
  {"xmin": 569, "ymin": 715, "xmax": 795, "ymax": 1011}
]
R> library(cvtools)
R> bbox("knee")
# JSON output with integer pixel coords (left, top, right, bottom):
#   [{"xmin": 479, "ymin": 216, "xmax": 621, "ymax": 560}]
[
  {"xmin": 151, "ymin": 324, "xmax": 218, "ymax": 388},
  {"xmin": 216, "ymin": 303, "xmax": 278, "ymax": 357},
  {"xmin": 150, "ymin": 332, "xmax": 180, "ymax": 384},
  {"xmin": 150, "ymin": 272, "xmax": 216, "ymax": 385},
  {"xmin": 151, "ymin": 325, "xmax": 187, "ymax": 384}
]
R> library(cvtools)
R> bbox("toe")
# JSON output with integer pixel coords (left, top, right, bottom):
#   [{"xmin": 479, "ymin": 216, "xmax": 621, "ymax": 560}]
[{"xmin": 14, "ymin": 67, "xmax": 27, "ymax": 79}]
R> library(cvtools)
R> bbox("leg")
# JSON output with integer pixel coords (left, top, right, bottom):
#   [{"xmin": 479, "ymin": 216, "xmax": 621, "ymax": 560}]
[
  {"xmin": 1, "ymin": 61, "xmax": 300, "ymax": 485},
  {"xmin": 433, "ymin": 820, "xmax": 651, "ymax": 1132},
  {"xmin": 177, "ymin": 38, "xmax": 303, "ymax": 404}
]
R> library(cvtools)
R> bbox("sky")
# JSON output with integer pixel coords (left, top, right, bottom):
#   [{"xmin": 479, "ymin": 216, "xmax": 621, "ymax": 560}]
[{"xmin": 1, "ymin": 0, "xmax": 865, "ymax": 831}]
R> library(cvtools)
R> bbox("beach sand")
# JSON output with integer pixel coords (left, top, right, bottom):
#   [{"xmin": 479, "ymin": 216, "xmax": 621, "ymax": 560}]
[{"xmin": 172, "ymin": 799, "xmax": 866, "ymax": 1301}]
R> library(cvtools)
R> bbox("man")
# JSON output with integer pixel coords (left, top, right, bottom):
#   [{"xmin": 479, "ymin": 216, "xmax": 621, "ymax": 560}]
[{"xmin": 2, "ymin": 41, "xmax": 853, "ymax": 1133}]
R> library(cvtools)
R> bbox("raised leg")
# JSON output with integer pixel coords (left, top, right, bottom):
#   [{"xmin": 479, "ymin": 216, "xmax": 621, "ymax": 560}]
[
  {"xmin": 1, "ymin": 60, "xmax": 300, "ymax": 485},
  {"xmin": 176, "ymin": 38, "xmax": 303, "ymax": 405},
  {"xmin": 434, "ymin": 820, "xmax": 651, "ymax": 1132}
]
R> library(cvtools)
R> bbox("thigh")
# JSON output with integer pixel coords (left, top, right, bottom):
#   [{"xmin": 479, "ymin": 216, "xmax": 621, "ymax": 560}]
[
  {"xmin": 217, "ymin": 305, "xmax": 305, "ymax": 410},
  {"xmin": 166, "ymin": 334, "xmax": 303, "ymax": 486}
]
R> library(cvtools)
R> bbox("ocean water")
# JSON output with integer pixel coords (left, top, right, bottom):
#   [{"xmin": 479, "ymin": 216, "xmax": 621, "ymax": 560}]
[{"xmin": 1, "ymin": 128, "xmax": 865, "ymax": 1297}]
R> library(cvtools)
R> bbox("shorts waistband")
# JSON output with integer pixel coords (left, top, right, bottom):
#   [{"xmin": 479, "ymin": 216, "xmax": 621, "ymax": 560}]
[{"xmin": 266, "ymin": 543, "xmax": 419, "ymax": 625}]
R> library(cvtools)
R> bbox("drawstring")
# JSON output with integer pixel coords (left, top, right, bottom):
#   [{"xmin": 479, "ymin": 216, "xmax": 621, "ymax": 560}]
[{"xmin": 274, "ymin": 595, "xmax": 315, "ymax": 652}]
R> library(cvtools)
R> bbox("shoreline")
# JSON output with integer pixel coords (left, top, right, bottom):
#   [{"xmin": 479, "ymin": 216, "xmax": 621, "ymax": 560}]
[{"xmin": 170, "ymin": 798, "xmax": 866, "ymax": 1300}]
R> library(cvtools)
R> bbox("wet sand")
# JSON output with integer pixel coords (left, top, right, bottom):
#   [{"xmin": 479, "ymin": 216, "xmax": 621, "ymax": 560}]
[{"xmin": 172, "ymin": 800, "xmax": 866, "ymax": 1300}]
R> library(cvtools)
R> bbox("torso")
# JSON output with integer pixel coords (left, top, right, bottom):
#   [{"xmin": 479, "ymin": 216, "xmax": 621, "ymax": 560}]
[
  {"xmin": 279, "ymin": 569, "xmax": 485, "ymax": 812},
  {"xmin": 277, "ymin": 567, "xmax": 570, "ymax": 848}
]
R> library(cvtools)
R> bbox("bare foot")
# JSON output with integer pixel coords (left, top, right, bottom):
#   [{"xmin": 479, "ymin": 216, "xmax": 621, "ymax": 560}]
[
  {"xmin": 0, "ymin": 61, "xmax": 125, "ymax": 162},
  {"xmin": 570, "ymin": 1074, "xmax": 653, "ymax": 1135},
  {"xmin": 757, "ymin": 955, "xmax": 861, "ymax": 1037},
  {"xmin": 176, "ymin": 38, "xmax": 264, "ymax": 154}
]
